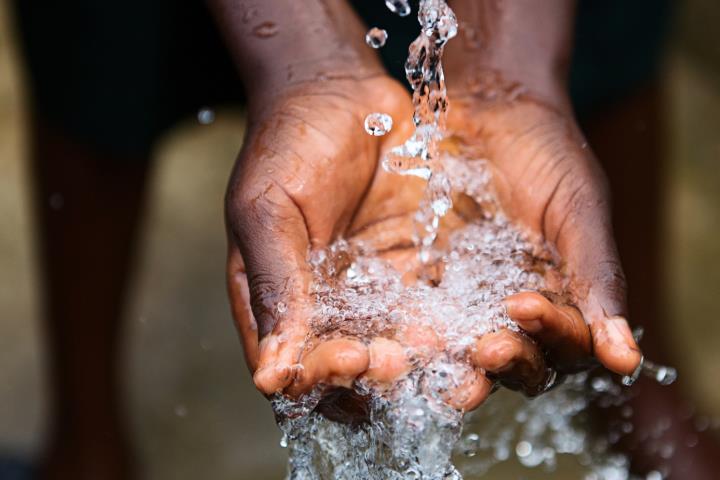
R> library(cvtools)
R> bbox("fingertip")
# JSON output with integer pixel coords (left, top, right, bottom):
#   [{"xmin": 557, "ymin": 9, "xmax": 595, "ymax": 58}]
[
  {"xmin": 253, "ymin": 364, "xmax": 292, "ymax": 395},
  {"xmin": 591, "ymin": 316, "xmax": 643, "ymax": 376},
  {"xmin": 471, "ymin": 331, "xmax": 522, "ymax": 372},
  {"xmin": 288, "ymin": 338, "xmax": 370, "ymax": 397},
  {"xmin": 504, "ymin": 292, "xmax": 550, "ymax": 333},
  {"xmin": 366, "ymin": 337, "xmax": 410, "ymax": 385},
  {"xmin": 447, "ymin": 371, "xmax": 493, "ymax": 412}
]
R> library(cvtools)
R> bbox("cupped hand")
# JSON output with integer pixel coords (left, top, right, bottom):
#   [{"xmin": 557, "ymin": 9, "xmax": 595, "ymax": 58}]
[
  {"xmin": 226, "ymin": 75, "xmax": 426, "ymax": 398},
  {"xmin": 446, "ymin": 87, "xmax": 643, "ymax": 383}
]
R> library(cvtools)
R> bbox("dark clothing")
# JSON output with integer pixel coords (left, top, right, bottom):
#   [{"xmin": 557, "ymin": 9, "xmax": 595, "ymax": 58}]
[{"xmin": 12, "ymin": 0, "xmax": 672, "ymax": 156}]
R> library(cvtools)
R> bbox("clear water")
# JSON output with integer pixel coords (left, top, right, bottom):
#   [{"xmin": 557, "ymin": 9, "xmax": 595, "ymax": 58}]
[
  {"xmin": 366, "ymin": 27, "xmax": 389, "ymax": 49},
  {"xmin": 364, "ymin": 112, "xmax": 394, "ymax": 136}
]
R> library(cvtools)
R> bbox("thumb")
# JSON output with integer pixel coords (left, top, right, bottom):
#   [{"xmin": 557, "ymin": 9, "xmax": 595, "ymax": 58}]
[
  {"xmin": 552, "ymin": 181, "xmax": 642, "ymax": 377},
  {"xmin": 226, "ymin": 177, "xmax": 314, "ymax": 395}
]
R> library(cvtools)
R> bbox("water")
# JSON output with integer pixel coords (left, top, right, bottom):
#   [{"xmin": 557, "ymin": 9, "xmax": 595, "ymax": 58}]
[
  {"xmin": 271, "ymin": 1, "xmax": 678, "ymax": 478},
  {"xmin": 385, "ymin": 0, "xmax": 412, "ymax": 17},
  {"xmin": 366, "ymin": 27, "xmax": 389, "ymax": 49},
  {"xmin": 197, "ymin": 107, "xmax": 215, "ymax": 125},
  {"xmin": 382, "ymin": 0, "xmax": 458, "ymax": 262},
  {"xmin": 364, "ymin": 112, "xmax": 394, "ymax": 136}
]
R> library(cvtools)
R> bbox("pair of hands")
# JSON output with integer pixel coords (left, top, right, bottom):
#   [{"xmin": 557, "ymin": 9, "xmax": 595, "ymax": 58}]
[{"xmin": 224, "ymin": 69, "xmax": 642, "ymax": 413}]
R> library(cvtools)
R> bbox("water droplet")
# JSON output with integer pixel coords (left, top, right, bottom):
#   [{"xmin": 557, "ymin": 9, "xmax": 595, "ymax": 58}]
[
  {"xmin": 364, "ymin": 112, "xmax": 393, "ymax": 136},
  {"xmin": 276, "ymin": 301, "xmax": 287, "ymax": 314},
  {"xmin": 49, "ymin": 193, "xmax": 64, "ymax": 210},
  {"xmin": 252, "ymin": 21, "xmax": 279, "ymax": 38},
  {"xmin": 280, "ymin": 433, "xmax": 288, "ymax": 448},
  {"xmin": 515, "ymin": 440, "xmax": 532, "ymax": 458},
  {"xmin": 385, "ymin": 0, "xmax": 411, "ymax": 16},
  {"xmin": 174, "ymin": 404, "xmax": 188, "ymax": 417},
  {"xmin": 646, "ymin": 470, "xmax": 663, "ymax": 480},
  {"xmin": 591, "ymin": 376, "xmax": 611, "ymax": 392},
  {"xmin": 365, "ymin": 27, "xmax": 388, "ymax": 48},
  {"xmin": 197, "ymin": 107, "xmax": 215, "ymax": 125}
]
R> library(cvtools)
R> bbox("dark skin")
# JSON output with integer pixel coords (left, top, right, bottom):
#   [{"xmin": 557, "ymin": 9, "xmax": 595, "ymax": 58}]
[{"xmin": 212, "ymin": 0, "xmax": 640, "ymax": 404}]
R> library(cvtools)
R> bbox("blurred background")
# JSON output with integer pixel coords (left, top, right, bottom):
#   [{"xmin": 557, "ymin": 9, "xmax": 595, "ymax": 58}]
[{"xmin": 0, "ymin": 1, "xmax": 719, "ymax": 479}]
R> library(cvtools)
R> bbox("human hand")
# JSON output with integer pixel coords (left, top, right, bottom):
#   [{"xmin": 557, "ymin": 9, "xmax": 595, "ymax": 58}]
[{"xmin": 442, "ymin": 83, "xmax": 642, "ymax": 388}]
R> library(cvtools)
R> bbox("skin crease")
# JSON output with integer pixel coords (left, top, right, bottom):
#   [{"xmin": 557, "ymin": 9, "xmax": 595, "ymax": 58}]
[{"xmin": 209, "ymin": 0, "xmax": 642, "ymax": 414}]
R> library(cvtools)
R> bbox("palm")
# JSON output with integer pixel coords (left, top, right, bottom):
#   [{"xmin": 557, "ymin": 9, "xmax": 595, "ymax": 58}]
[
  {"xmin": 446, "ymin": 95, "xmax": 640, "ymax": 375},
  {"xmin": 226, "ymin": 76, "xmax": 429, "ymax": 392}
]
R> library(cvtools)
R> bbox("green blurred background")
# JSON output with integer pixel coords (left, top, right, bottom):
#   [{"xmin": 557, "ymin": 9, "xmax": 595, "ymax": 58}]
[{"xmin": 0, "ymin": 1, "xmax": 719, "ymax": 479}]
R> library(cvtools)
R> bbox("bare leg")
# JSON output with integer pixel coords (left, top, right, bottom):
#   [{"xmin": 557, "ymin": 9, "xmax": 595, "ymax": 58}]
[
  {"xmin": 583, "ymin": 86, "xmax": 718, "ymax": 478},
  {"xmin": 31, "ymin": 116, "xmax": 152, "ymax": 480}
]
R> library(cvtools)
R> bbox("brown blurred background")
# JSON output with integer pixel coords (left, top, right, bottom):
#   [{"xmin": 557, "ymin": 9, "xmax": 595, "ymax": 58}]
[{"xmin": 0, "ymin": 1, "xmax": 719, "ymax": 479}]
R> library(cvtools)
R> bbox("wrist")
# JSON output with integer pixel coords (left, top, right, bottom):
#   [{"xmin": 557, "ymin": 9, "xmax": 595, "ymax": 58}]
[{"xmin": 444, "ymin": 0, "xmax": 574, "ymax": 108}]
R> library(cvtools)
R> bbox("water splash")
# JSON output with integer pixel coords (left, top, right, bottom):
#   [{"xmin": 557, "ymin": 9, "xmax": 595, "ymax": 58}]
[
  {"xmin": 364, "ymin": 112, "xmax": 394, "ymax": 136},
  {"xmin": 382, "ymin": 0, "xmax": 458, "ymax": 262},
  {"xmin": 385, "ymin": 0, "xmax": 412, "ymax": 17},
  {"xmin": 365, "ymin": 27, "xmax": 388, "ymax": 48}
]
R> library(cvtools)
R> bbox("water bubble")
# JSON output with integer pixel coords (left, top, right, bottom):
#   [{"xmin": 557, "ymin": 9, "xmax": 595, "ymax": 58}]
[
  {"xmin": 591, "ymin": 377, "xmax": 611, "ymax": 392},
  {"xmin": 197, "ymin": 107, "xmax": 215, "ymax": 125},
  {"xmin": 276, "ymin": 302, "xmax": 287, "ymax": 314},
  {"xmin": 252, "ymin": 21, "xmax": 279, "ymax": 38},
  {"xmin": 365, "ymin": 27, "xmax": 388, "ymax": 48},
  {"xmin": 364, "ymin": 112, "xmax": 393, "ymax": 136},
  {"xmin": 515, "ymin": 440, "xmax": 532, "ymax": 458},
  {"xmin": 385, "ymin": 0, "xmax": 411, "ymax": 16}
]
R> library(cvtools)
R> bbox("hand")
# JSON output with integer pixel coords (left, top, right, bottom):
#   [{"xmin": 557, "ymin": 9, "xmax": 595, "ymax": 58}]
[
  {"xmin": 226, "ymin": 75, "xmax": 425, "ymax": 399},
  {"xmin": 225, "ymin": 75, "xmax": 552, "ymax": 415},
  {"xmin": 445, "ymin": 82, "xmax": 643, "ymax": 383}
]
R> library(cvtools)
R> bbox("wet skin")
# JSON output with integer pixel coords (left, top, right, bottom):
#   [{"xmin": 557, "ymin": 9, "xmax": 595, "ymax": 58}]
[
  {"xmin": 224, "ymin": 75, "xmax": 641, "ymax": 413},
  {"xmin": 217, "ymin": 0, "xmax": 641, "ymax": 414}
]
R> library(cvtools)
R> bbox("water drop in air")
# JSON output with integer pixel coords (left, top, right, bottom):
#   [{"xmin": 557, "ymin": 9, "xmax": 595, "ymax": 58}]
[
  {"xmin": 364, "ymin": 113, "xmax": 393, "ymax": 136},
  {"xmin": 365, "ymin": 27, "xmax": 388, "ymax": 48},
  {"xmin": 385, "ymin": 0, "xmax": 411, "ymax": 16},
  {"xmin": 197, "ymin": 107, "xmax": 215, "ymax": 125}
]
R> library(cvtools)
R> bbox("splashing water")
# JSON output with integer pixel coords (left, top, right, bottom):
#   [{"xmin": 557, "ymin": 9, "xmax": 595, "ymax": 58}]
[
  {"xmin": 364, "ymin": 112, "xmax": 394, "ymax": 136},
  {"xmin": 382, "ymin": 0, "xmax": 458, "ymax": 262},
  {"xmin": 385, "ymin": 0, "xmax": 412, "ymax": 17},
  {"xmin": 366, "ymin": 27, "xmax": 389, "ymax": 48},
  {"xmin": 271, "ymin": 1, "xmax": 678, "ymax": 479}
]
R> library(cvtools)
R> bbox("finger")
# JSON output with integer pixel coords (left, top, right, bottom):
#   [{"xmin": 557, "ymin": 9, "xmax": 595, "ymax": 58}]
[
  {"xmin": 548, "ymin": 173, "xmax": 642, "ymax": 376},
  {"xmin": 445, "ymin": 369, "xmax": 493, "ymax": 411},
  {"xmin": 285, "ymin": 338, "xmax": 370, "ymax": 398},
  {"xmin": 227, "ymin": 246, "xmax": 259, "ymax": 371},
  {"xmin": 227, "ymin": 171, "xmax": 315, "ymax": 394},
  {"xmin": 363, "ymin": 337, "xmax": 411, "ymax": 386},
  {"xmin": 504, "ymin": 291, "xmax": 591, "ymax": 368},
  {"xmin": 471, "ymin": 330, "xmax": 549, "ymax": 396}
]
